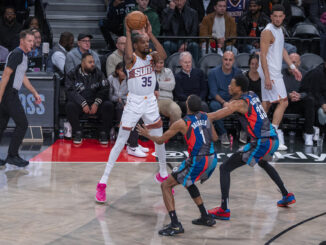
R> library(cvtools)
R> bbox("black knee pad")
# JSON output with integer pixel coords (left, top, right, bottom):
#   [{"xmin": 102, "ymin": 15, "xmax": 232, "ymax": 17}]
[{"xmin": 187, "ymin": 184, "xmax": 200, "ymax": 199}]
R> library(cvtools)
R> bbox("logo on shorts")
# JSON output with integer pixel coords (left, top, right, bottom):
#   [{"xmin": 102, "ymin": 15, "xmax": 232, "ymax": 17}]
[{"xmin": 172, "ymin": 167, "xmax": 178, "ymax": 172}]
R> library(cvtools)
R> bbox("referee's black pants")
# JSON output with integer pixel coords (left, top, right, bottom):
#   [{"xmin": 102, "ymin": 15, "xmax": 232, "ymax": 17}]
[
  {"xmin": 65, "ymin": 100, "xmax": 114, "ymax": 135},
  {"xmin": 0, "ymin": 89, "xmax": 28, "ymax": 157}
]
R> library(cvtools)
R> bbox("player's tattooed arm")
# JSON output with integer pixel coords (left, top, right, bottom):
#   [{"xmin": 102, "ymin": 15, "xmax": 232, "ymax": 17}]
[{"xmin": 137, "ymin": 120, "xmax": 186, "ymax": 144}]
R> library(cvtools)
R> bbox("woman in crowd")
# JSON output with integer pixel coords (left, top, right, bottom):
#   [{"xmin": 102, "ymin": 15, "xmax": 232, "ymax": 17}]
[
  {"xmin": 154, "ymin": 54, "xmax": 181, "ymax": 125},
  {"xmin": 244, "ymin": 53, "xmax": 261, "ymax": 100}
]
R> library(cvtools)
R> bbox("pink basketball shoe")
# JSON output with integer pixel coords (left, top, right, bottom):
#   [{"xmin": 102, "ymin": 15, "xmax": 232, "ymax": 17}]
[{"xmin": 95, "ymin": 183, "xmax": 107, "ymax": 203}]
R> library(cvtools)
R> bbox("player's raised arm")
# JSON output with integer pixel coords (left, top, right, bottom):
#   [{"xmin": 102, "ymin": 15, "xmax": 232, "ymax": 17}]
[
  {"xmin": 124, "ymin": 19, "xmax": 134, "ymax": 67},
  {"xmin": 145, "ymin": 18, "xmax": 167, "ymax": 61},
  {"xmin": 137, "ymin": 119, "xmax": 185, "ymax": 144}
]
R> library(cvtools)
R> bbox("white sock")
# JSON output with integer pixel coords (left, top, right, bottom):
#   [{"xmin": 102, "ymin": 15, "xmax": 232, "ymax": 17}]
[
  {"xmin": 272, "ymin": 124, "xmax": 279, "ymax": 131},
  {"xmin": 99, "ymin": 129, "xmax": 131, "ymax": 184},
  {"xmin": 150, "ymin": 127, "xmax": 168, "ymax": 178}
]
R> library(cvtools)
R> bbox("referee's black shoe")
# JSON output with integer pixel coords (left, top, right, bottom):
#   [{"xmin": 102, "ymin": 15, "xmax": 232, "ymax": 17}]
[
  {"xmin": 0, "ymin": 158, "xmax": 5, "ymax": 166},
  {"xmin": 6, "ymin": 155, "xmax": 29, "ymax": 167},
  {"xmin": 192, "ymin": 216, "xmax": 216, "ymax": 226},
  {"xmin": 158, "ymin": 222, "xmax": 184, "ymax": 236}
]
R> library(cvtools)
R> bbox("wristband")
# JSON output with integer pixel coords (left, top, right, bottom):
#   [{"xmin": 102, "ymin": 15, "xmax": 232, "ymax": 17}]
[{"xmin": 290, "ymin": 64, "xmax": 296, "ymax": 70}]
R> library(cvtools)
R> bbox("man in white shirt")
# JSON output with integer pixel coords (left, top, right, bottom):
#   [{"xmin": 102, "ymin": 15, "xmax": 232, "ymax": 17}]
[{"xmin": 51, "ymin": 32, "xmax": 74, "ymax": 75}]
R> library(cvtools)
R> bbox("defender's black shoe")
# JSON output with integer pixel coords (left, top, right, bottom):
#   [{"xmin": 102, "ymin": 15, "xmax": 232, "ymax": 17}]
[
  {"xmin": 158, "ymin": 222, "xmax": 184, "ymax": 236},
  {"xmin": 192, "ymin": 216, "xmax": 216, "ymax": 226},
  {"xmin": 6, "ymin": 155, "xmax": 29, "ymax": 167}
]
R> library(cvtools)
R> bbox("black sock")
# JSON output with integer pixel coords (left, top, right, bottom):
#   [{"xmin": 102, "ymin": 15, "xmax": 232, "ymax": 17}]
[
  {"xmin": 198, "ymin": 203, "xmax": 208, "ymax": 218},
  {"xmin": 169, "ymin": 210, "xmax": 179, "ymax": 225},
  {"xmin": 221, "ymin": 198, "xmax": 228, "ymax": 210}
]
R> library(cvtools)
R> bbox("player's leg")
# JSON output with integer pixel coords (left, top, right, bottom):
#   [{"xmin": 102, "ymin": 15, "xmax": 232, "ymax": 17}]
[
  {"xmin": 159, "ymin": 175, "xmax": 184, "ymax": 236},
  {"xmin": 258, "ymin": 159, "xmax": 296, "ymax": 207},
  {"xmin": 188, "ymin": 184, "xmax": 216, "ymax": 227},
  {"xmin": 0, "ymin": 105, "xmax": 10, "ymax": 166},
  {"xmin": 262, "ymin": 100, "xmax": 271, "ymax": 114},
  {"xmin": 96, "ymin": 105, "xmax": 141, "ymax": 203},
  {"xmin": 272, "ymin": 98, "xmax": 288, "ymax": 128},
  {"xmin": 208, "ymin": 152, "xmax": 246, "ymax": 220}
]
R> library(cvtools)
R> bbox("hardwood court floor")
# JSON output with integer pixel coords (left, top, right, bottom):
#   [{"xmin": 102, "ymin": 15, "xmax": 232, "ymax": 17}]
[{"xmin": 0, "ymin": 138, "xmax": 325, "ymax": 245}]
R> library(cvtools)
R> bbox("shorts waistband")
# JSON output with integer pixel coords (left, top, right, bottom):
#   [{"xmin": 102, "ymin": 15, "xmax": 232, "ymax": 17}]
[{"xmin": 128, "ymin": 92, "xmax": 154, "ymax": 100}]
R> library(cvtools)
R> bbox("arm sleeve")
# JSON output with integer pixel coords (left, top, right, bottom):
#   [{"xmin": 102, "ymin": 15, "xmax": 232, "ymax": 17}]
[
  {"xmin": 64, "ymin": 53, "xmax": 75, "ymax": 74},
  {"xmin": 65, "ymin": 71, "xmax": 87, "ymax": 107},
  {"xmin": 208, "ymin": 69, "xmax": 218, "ymax": 100},
  {"xmin": 51, "ymin": 51, "xmax": 66, "ymax": 73},
  {"xmin": 199, "ymin": 16, "xmax": 210, "ymax": 37},
  {"xmin": 93, "ymin": 52, "xmax": 102, "ymax": 71},
  {"xmin": 190, "ymin": 11, "xmax": 199, "ymax": 36},
  {"xmin": 199, "ymin": 69, "xmax": 208, "ymax": 100},
  {"xmin": 158, "ymin": 68, "xmax": 176, "ymax": 91},
  {"xmin": 173, "ymin": 74, "xmax": 187, "ymax": 101},
  {"xmin": 161, "ymin": 8, "xmax": 174, "ymax": 34},
  {"xmin": 6, "ymin": 51, "xmax": 22, "ymax": 71},
  {"xmin": 151, "ymin": 12, "xmax": 161, "ymax": 37}
]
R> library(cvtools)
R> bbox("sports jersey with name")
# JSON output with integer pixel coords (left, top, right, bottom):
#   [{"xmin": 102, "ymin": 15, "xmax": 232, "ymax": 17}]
[
  {"xmin": 4, "ymin": 47, "xmax": 28, "ymax": 93},
  {"xmin": 237, "ymin": 91, "xmax": 277, "ymax": 139},
  {"xmin": 126, "ymin": 54, "xmax": 156, "ymax": 96},
  {"xmin": 183, "ymin": 112, "xmax": 215, "ymax": 156}
]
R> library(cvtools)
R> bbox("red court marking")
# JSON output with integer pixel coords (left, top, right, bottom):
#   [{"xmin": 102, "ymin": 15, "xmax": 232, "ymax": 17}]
[{"xmin": 30, "ymin": 139, "xmax": 157, "ymax": 163}]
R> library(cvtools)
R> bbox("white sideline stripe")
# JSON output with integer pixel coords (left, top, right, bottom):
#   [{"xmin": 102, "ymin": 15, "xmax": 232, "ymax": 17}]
[{"xmin": 29, "ymin": 161, "xmax": 326, "ymax": 165}]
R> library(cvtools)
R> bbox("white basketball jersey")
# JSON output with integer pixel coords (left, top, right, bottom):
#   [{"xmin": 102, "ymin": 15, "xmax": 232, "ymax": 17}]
[
  {"xmin": 258, "ymin": 23, "xmax": 284, "ymax": 80},
  {"xmin": 126, "ymin": 54, "xmax": 156, "ymax": 96}
]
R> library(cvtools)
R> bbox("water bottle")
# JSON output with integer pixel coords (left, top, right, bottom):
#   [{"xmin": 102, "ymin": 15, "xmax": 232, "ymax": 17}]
[{"xmin": 59, "ymin": 129, "xmax": 64, "ymax": 139}]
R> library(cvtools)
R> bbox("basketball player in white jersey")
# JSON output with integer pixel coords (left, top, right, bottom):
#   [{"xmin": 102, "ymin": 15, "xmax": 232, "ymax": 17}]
[
  {"xmin": 95, "ymin": 19, "xmax": 168, "ymax": 203},
  {"xmin": 258, "ymin": 4, "xmax": 302, "ymax": 151}
]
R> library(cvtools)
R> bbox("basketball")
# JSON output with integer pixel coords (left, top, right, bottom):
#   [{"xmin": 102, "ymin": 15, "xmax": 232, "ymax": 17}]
[{"xmin": 126, "ymin": 11, "xmax": 147, "ymax": 30}]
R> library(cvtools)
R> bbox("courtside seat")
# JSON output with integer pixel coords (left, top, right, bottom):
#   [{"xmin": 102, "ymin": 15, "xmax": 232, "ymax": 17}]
[
  {"xmin": 235, "ymin": 53, "xmax": 250, "ymax": 71},
  {"xmin": 300, "ymin": 53, "xmax": 324, "ymax": 71},
  {"xmin": 198, "ymin": 53, "xmax": 222, "ymax": 79},
  {"xmin": 165, "ymin": 52, "xmax": 196, "ymax": 75}
]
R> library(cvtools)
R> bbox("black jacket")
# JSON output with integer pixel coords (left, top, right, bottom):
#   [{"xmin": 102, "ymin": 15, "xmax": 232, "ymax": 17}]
[
  {"xmin": 237, "ymin": 11, "xmax": 270, "ymax": 37},
  {"xmin": 187, "ymin": 0, "xmax": 215, "ymax": 23},
  {"xmin": 0, "ymin": 19, "xmax": 22, "ymax": 51},
  {"xmin": 299, "ymin": 63, "xmax": 326, "ymax": 107},
  {"xmin": 161, "ymin": 5, "xmax": 198, "ymax": 36},
  {"xmin": 65, "ymin": 65, "xmax": 110, "ymax": 107},
  {"xmin": 309, "ymin": 0, "xmax": 326, "ymax": 33},
  {"xmin": 174, "ymin": 68, "xmax": 207, "ymax": 101}
]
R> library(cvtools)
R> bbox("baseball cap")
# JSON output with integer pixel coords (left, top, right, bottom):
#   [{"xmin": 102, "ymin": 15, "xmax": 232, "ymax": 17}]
[{"xmin": 78, "ymin": 33, "xmax": 93, "ymax": 41}]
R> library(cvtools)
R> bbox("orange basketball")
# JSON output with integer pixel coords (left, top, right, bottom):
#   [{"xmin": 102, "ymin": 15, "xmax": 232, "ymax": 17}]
[{"xmin": 126, "ymin": 11, "xmax": 147, "ymax": 30}]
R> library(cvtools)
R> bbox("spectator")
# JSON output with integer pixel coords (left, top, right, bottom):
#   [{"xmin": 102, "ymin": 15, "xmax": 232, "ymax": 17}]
[
  {"xmin": 23, "ymin": 16, "xmax": 39, "ymax": 29},
  {"xmin": 150, "ymin": 0, "xmax": 168, "ymax": 20},
  {"xmin": 153, "ymin": 53, "xmax": 182, "ymax": 124},
  {"xmin": 106, "ymin": 36, "xmax": 126, "ymax": 77},
  {"xmin": 125, "ymin": 0, "xmax": 160, "ymax": 36},
  {"xmin": 262, "ymin": 0, "xmax": 292, "ymax": 26},
  {"xmin": 199, "ymin": 0, "xmax": 238, "ymax": 55},
  {"xmin": 245, "ymin": 53, "xmax": 261, "ymax": 100},
  {"xmin": 28, "ymin": 28, "xmax": 42, "ymax": 57},
  {"xmin": 50, "ymin": 32, "xmax": 74, "ymax": 75},
  {"xmin": 108, "ymin": 62, "xmax": 149, "ymax": 157},
  {"xmin": 174, "ymin": 51, "xmax": 209, "ymax": 114},
  {"xmin": 0, "ymin": 6, "xmax": 22, "ymax": 51},
  {"xmin": 188, "ymin": 0, "xmax": 216, "ymax": 23},
  {"xmin": 282, "ymin": 53, "xmax": 316, "ymax": 145},
  {"xmin": 99, "ymin": 0, "xmax": 136, "ymax": 49},
  {"xmin": 300, "ymin": 61, "xmax": 326, "ymax": 131},
  {"xmin": 208, "ymin": 50, "xmax": 241, "ymax": 144},
  {"xmin": 237, "ymin": 0, "xmax": 270, "ymax": 53},
  {"xmin": 65, "ymin": 33, "xmax": 101, "ymax": 74},
  {"xmin": 65, "ymin": 53, "xmax": 114, "ymax": 145},
  {"xmin": 161, "ymin": 0, "xmax": 200, "ymax": 62},
  {"xmin": 226, "ymin": 0, "xmax": 248, "ymax": 22},
  {"xmin": 0, "ymin": 45, "xmax": 9, "ymax": 63},
  {"xmin": 308, "ymin": 0, "xmax": 326, "ymax": 60}
]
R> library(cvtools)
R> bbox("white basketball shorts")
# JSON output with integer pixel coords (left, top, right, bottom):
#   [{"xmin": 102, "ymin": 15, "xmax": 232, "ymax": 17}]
[{"xmin": 120, "ymin": 93, "xmax": 161, "ymax": 129}]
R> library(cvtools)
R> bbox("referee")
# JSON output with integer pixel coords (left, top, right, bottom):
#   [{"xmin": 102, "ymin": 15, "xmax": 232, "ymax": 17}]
[{"xmin": 0, "ymin": 29, "xmax": 41, "ymax": 167}]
